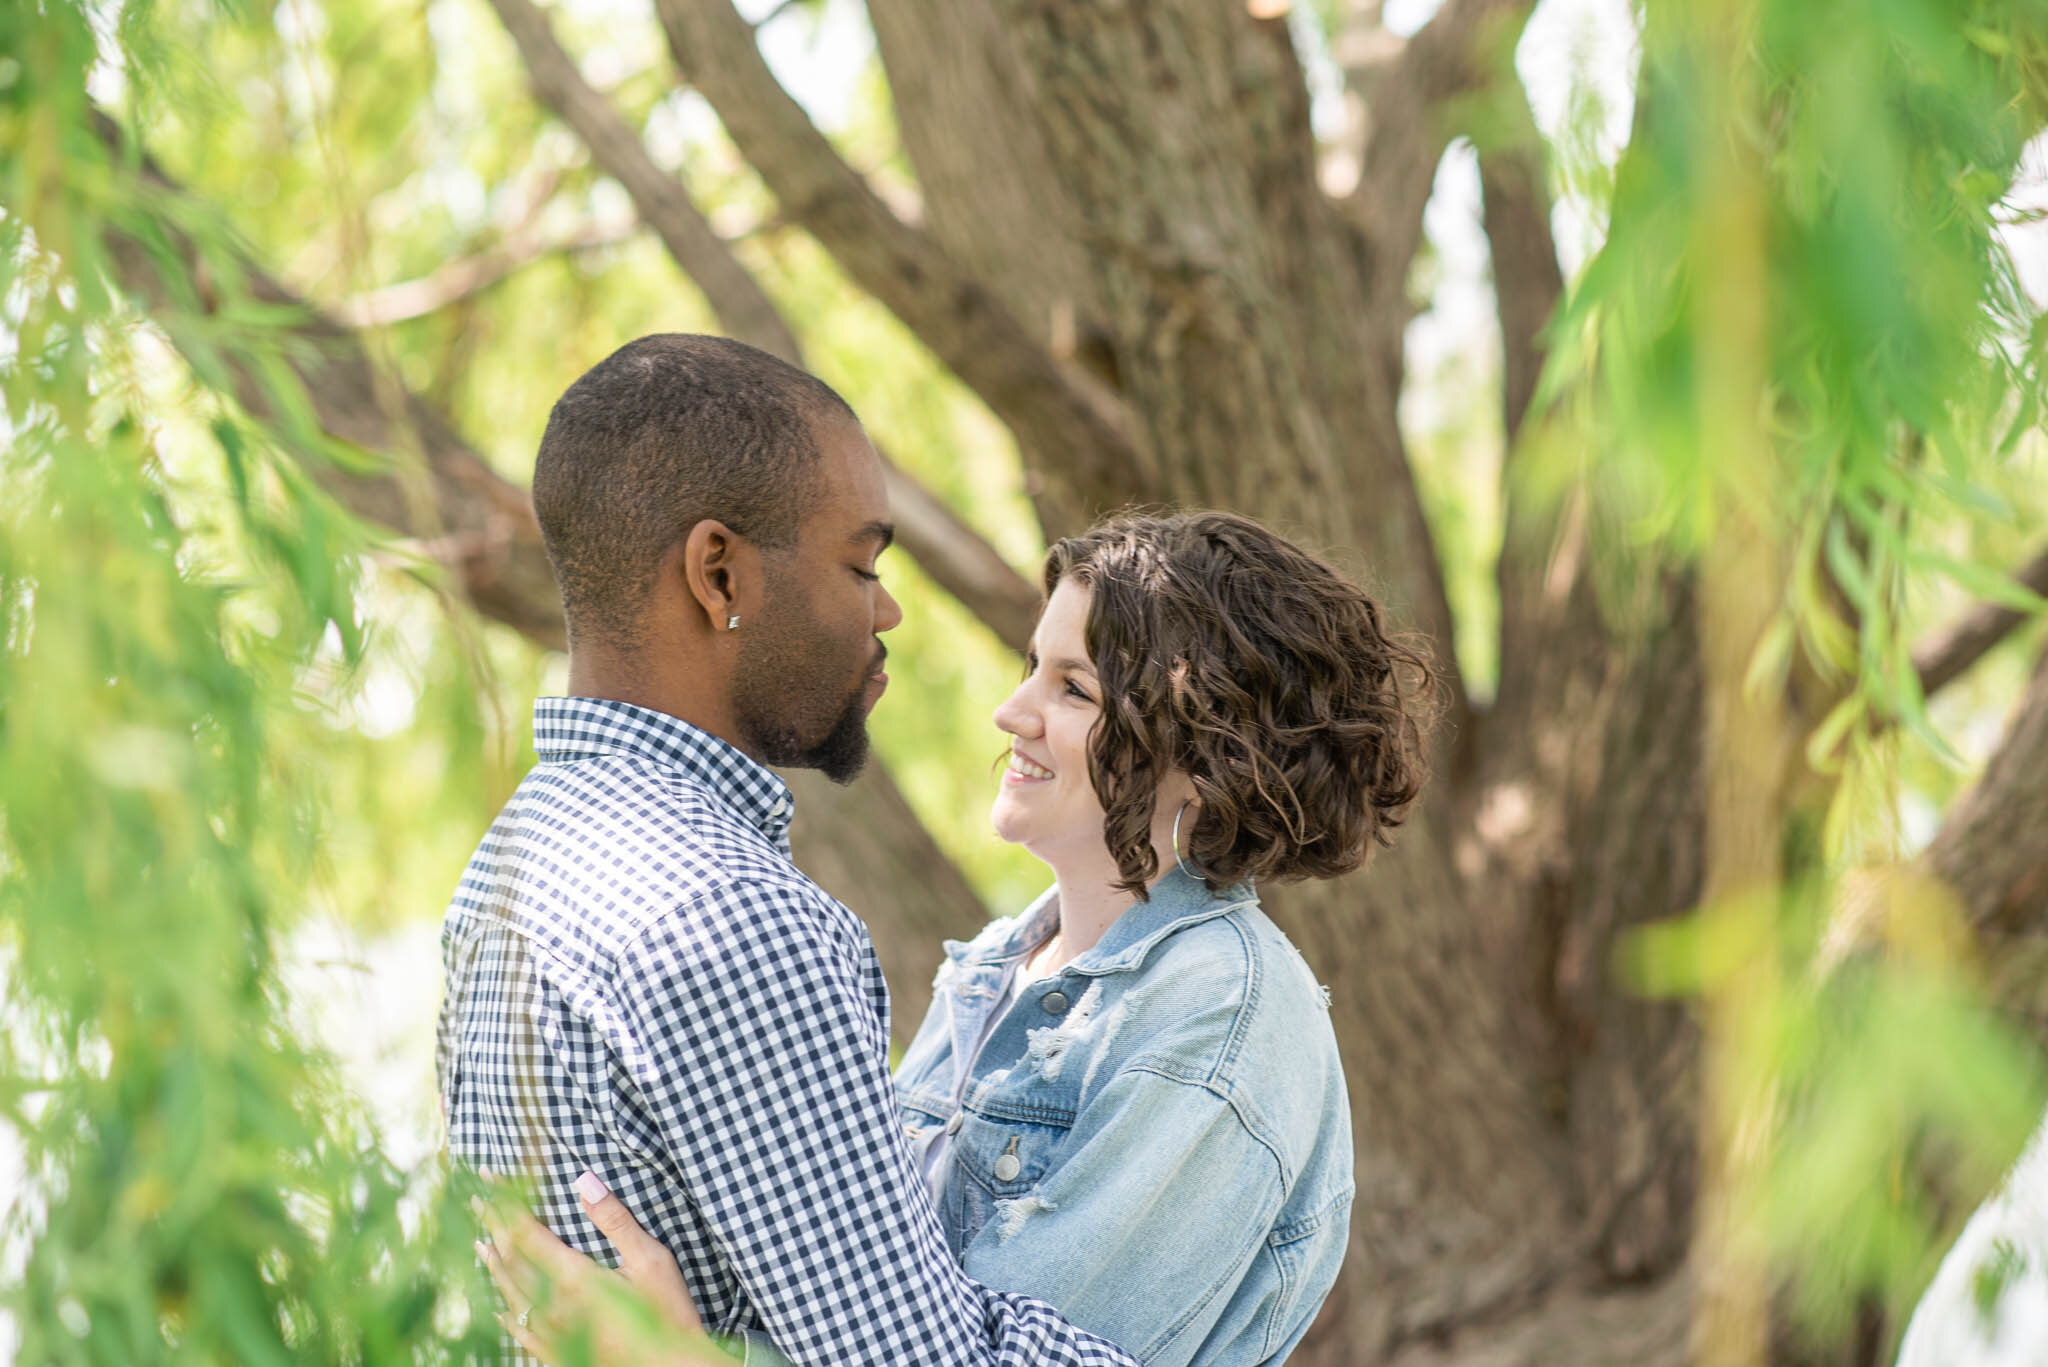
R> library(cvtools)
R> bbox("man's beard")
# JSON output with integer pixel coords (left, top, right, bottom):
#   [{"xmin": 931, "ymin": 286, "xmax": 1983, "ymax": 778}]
[
  {"xmin": 734, "ymin": 628, "xmax": 877, "ymax": 786},
  {"xmin": 791, "ymin": 692, "xmax": 872, "ymax": 784},
  {"xmin": 736, "ymin": 678, "xmax": 871, "ymax": 784}
]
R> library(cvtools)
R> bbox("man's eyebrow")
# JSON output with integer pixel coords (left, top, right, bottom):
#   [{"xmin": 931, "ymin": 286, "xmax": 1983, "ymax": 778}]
[{"xmin": 851, "ymin": 520, "xmax": 895, "ymax": 552}]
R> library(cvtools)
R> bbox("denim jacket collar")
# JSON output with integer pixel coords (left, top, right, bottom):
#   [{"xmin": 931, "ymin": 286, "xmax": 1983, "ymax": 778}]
[{"xmin": 942, "ymin": 867, "xmax": 1257, "ymax": 978}]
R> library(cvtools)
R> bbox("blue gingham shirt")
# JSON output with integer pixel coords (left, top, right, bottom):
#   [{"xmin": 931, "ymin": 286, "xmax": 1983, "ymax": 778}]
[{"xmin": 436, "ymin": 697, "xmax": 1138, "ymax": 1366}]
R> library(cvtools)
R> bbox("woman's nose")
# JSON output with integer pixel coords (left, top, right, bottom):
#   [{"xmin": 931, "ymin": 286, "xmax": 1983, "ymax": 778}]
[{"xmin": 992, "ymin": 685, "xmax": 1038, "ymax": 738}]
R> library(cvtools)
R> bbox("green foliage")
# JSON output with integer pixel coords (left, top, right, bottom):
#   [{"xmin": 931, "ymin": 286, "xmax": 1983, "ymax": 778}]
[
  {"xmin": 1568, "ymin": 0, "xmax": 2048, "ymax": 1340},
  {"xmin": 1557, "ymin": 0, "xmax": 2048, "ymax": 780},
  {"xmin": 1626, "ymin": 871, "xmax": 2048, "ymax": 1338},
  {"xmin": 1, "ymin": 1, "xmax": 500, "ymax": 1360},
  {"xmin": 1972, "ymin": 1238, "xmax": 2027, "ymax": 1328}
]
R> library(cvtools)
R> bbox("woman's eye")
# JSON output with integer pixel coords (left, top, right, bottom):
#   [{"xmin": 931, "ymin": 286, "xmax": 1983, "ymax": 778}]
[{"xmin": 1064, "ymin": 680, "xmax": 1094, "ymax": 703}]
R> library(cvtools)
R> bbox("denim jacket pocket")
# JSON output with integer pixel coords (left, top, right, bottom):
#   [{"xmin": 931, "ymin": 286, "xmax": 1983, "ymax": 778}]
[{"xmin": 953, "ymin": 1109, "xmax": 1069, "ymax": 1247}]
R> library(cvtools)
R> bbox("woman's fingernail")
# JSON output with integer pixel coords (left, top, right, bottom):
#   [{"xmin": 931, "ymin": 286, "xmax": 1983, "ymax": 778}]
[
  {"xmin": 574, "ymin": 1170, "xmax": 610, "ymax": 1205},
  {"xmin": 474, "ymin": 1239, "xmax": 490, "ymax": 1263}
]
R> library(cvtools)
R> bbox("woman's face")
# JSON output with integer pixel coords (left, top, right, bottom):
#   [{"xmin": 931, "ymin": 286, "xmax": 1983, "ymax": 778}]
[{"xmin": 990, "ymin": 578, "xmax": 1111, "ymax": 872}]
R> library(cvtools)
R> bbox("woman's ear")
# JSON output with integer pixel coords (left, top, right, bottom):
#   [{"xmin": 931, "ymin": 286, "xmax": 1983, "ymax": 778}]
[
  {"xmin": 1158, "ymin": 768, "xmax": 1201, "ymax": 815},
  {"xmin": 678, "ymin": 520, "xmax": 760, "ymax": 633}
]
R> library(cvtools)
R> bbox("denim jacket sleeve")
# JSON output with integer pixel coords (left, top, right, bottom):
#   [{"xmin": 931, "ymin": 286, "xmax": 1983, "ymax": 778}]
[{"xmin": 956, "ymin": 1062, "xmax": 1288, "ymax": 1367}]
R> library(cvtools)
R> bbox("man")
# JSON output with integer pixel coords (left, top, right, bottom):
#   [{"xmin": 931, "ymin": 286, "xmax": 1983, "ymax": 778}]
[{"xmin": 436, "ymin": 335, "xmax": 1137, "ymax": 1366}]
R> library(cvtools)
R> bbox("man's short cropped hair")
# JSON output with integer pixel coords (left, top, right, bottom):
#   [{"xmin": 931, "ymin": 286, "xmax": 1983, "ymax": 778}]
[{"xmin": 531, "ymin": 333, "xmax": 856, "ymax": 644}]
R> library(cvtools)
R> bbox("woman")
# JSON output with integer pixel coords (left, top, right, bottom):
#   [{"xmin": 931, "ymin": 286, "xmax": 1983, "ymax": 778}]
[{"xmin": 486, "ymin": 510, "xmax": 1434, "ymax": 1367}]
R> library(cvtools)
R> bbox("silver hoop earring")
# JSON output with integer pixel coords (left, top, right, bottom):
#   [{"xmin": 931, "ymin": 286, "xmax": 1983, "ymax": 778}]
[
  {"xmin": 726, "ymin": 614, "xmax": 741, "ymax": 630},
  {"xmin": 1172, "ymin": 799, "xmax": 1204, "ymax": 881}
]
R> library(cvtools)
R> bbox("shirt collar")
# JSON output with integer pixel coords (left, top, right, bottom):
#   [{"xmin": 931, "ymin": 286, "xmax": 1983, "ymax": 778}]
[
  {"xmin": 532, "ymin": 696, "xmax": 795, "ymax": 843},
  {"xmin": 947, "ymin": 866, "xmax": 1256, "ymax": 977}
]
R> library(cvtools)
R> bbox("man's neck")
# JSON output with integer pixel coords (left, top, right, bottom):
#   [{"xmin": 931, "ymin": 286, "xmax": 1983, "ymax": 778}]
[{"xmin": 566, "ymin": 646, "xmax": 756, "ymax": 763}]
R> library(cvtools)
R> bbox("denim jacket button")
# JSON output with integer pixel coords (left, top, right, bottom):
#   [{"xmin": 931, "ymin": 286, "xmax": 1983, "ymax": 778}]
[
  {"xmin": 993, "ymin": 1153, "xmax": 1022, "ymax": 1182},
  {"xmin": 1041, "ymin": 990, "xmax": 1069, "ymax": 1015},
  {"xmin": 945, "ymin": 1111, "xmax": 964, "ymax": 1136}
]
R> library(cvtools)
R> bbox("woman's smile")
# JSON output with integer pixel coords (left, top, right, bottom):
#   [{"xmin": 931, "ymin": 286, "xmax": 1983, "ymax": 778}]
[{"xmin": 1005, "ymin": 750, "xmax": 1055, "ymax": 783}]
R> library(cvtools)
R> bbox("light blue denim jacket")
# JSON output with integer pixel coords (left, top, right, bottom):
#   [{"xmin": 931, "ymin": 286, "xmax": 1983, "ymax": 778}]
[{"xmin": 893, "ymin": 869, "xmax": 1355, "ymax": 1367}]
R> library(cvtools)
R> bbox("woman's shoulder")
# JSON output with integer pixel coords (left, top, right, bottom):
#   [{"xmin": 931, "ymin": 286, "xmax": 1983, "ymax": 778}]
[
  {"xmin": 1147, "ymin": 898, "xmax": 1332, "ymax": 1012},
  {"xmin": 1120, "ymin": 899, "xmax": 1340, "ymax": 1068},
  {"xmin": 1116, "ymin": 900, "xmax": 1349, "ymax": 1182}
]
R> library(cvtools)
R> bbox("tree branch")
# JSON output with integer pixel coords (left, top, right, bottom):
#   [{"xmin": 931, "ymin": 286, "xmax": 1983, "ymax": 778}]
[
  {"xmin": 335, "ymin": 217, "xmax": 639, "ymax": 327},
  {"xmin": 484, "ymin": 0, "xmax": 802, "ymax": 362},
  {"xmin": 877, "ymin": 468, "xmax": 1040, "ymax": 653},
  {"xmin": 750, "ymin": 0, "xmax": 808, "ymax": 29},
  {"xmin": 1473, "ymin": 80, "xmax": 1564, "ymax": 447},
  {"xmin": 1478, "ymin": 70, "xmax": 1594, "ymax": 781},
  {"xmin": 482, "ymin": 0, "xmax": 1039, "ymax": 649},
  {"xmin": 646, "ymin": 0, "xmax": 1142, "ymax": 522},
  {"xmin": 1913, "ymin": 543, "xmax": 2048, "ymax": 699},
  {"xmin": 95, "ymin": 113, "xmax": 566, "ymax": 648},
  {"xmin": 861, "ymin": 0, "xmax": 1106, "ymax": 367},
  {"xmin": 1927, "ymin": 645, "xmax": 2048, "ymax": 934},
  {"xmin": 1346, "ymin": 0, "xmax": 1535, "ymax": 285}
]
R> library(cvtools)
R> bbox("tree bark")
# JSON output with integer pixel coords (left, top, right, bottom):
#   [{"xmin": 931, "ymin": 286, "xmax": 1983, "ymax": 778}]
[
  {"xmin": 1349, "ymin": 0, "xmax": 1537, "ymax": 302},
  {"xmin": 1912, "ymin": 545, "xmax": 2048, "ymax": 699},
  {"xmin": 1927, "ymin": 646, "xmax": 2048, "ymax": 935},
  {"xmin": 862, "ymin": 0, "xmax": 1103, "ymax": 362},
  {"xmin": 648, "ymin": 0, "xmax": 1144, "ymax": 529}
]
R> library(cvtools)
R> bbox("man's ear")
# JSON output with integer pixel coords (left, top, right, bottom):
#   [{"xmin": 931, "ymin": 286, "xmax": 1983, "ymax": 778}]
[{"xmin": 678, "ymin": 520, "xmax": 761, "ymax": 633}]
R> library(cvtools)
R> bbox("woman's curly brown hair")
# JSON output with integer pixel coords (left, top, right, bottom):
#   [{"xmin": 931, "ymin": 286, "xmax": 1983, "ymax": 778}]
[{"xmin": 1045, "ymin": 510, "xmax": 1438, "ymax": 899}]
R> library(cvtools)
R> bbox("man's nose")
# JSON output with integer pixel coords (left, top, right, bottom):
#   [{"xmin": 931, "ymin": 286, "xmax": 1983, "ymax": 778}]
[{"xmin": 875, "ymin": 579, "xmax": 904, "ymax": 634}]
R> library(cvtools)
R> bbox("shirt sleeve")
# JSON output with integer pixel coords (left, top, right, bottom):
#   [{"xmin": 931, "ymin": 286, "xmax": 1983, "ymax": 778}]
[
  {"xmin": 958, "ymin": 1065, "xmax": 1289, "ymax": 1367},
  {"xmin": 609, "ymin": 877, "xmax": 1140, "ymax": 1367}
]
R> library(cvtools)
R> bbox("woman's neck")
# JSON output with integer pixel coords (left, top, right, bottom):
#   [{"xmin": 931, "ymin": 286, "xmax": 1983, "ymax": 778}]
[
  {"xmin": 1028, "ymin": 847, "xmax": 1177, "ymax": 978},
  {"xmin": 1044, "ymin": 875, "xmax": 1131, "ymax": 964},
  {"xmin": 1026, "ymin": 803, "xmax": 1193, "ymax": 979}
]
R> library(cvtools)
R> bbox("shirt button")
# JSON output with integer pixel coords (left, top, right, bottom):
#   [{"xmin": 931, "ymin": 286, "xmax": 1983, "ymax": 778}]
[
  {"xmin": 769, "ymin": 796, "xmax": 789, "ymax": 818},
  {"xmin": 1041, "ymin": 990, "xmax": 1069, "ymax": 1015},
  {"xmin": 993, "ymin": 1152, "xmax": 1022, "ymax": 1182},
  {"xmin": 945, "ymin": 1112, "xmax": 964, "ymax": 1135}
]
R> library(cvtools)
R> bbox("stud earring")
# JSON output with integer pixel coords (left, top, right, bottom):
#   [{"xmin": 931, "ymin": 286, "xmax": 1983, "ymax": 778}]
[{"xmin": 727, "ymin": 614, "xmax": 741, "ymax": 630}]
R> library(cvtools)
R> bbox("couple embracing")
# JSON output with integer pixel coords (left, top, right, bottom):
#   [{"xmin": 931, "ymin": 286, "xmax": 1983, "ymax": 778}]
[{"xmin": 438, "ymin": 334, "xmax": 1434, "ymax": 1367}]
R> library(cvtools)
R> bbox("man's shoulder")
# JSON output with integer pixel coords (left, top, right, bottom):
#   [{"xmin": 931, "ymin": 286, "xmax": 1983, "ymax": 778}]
[{"xmin": 442, "ymin": 754, "xmax": 831, "ymax": 978}]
